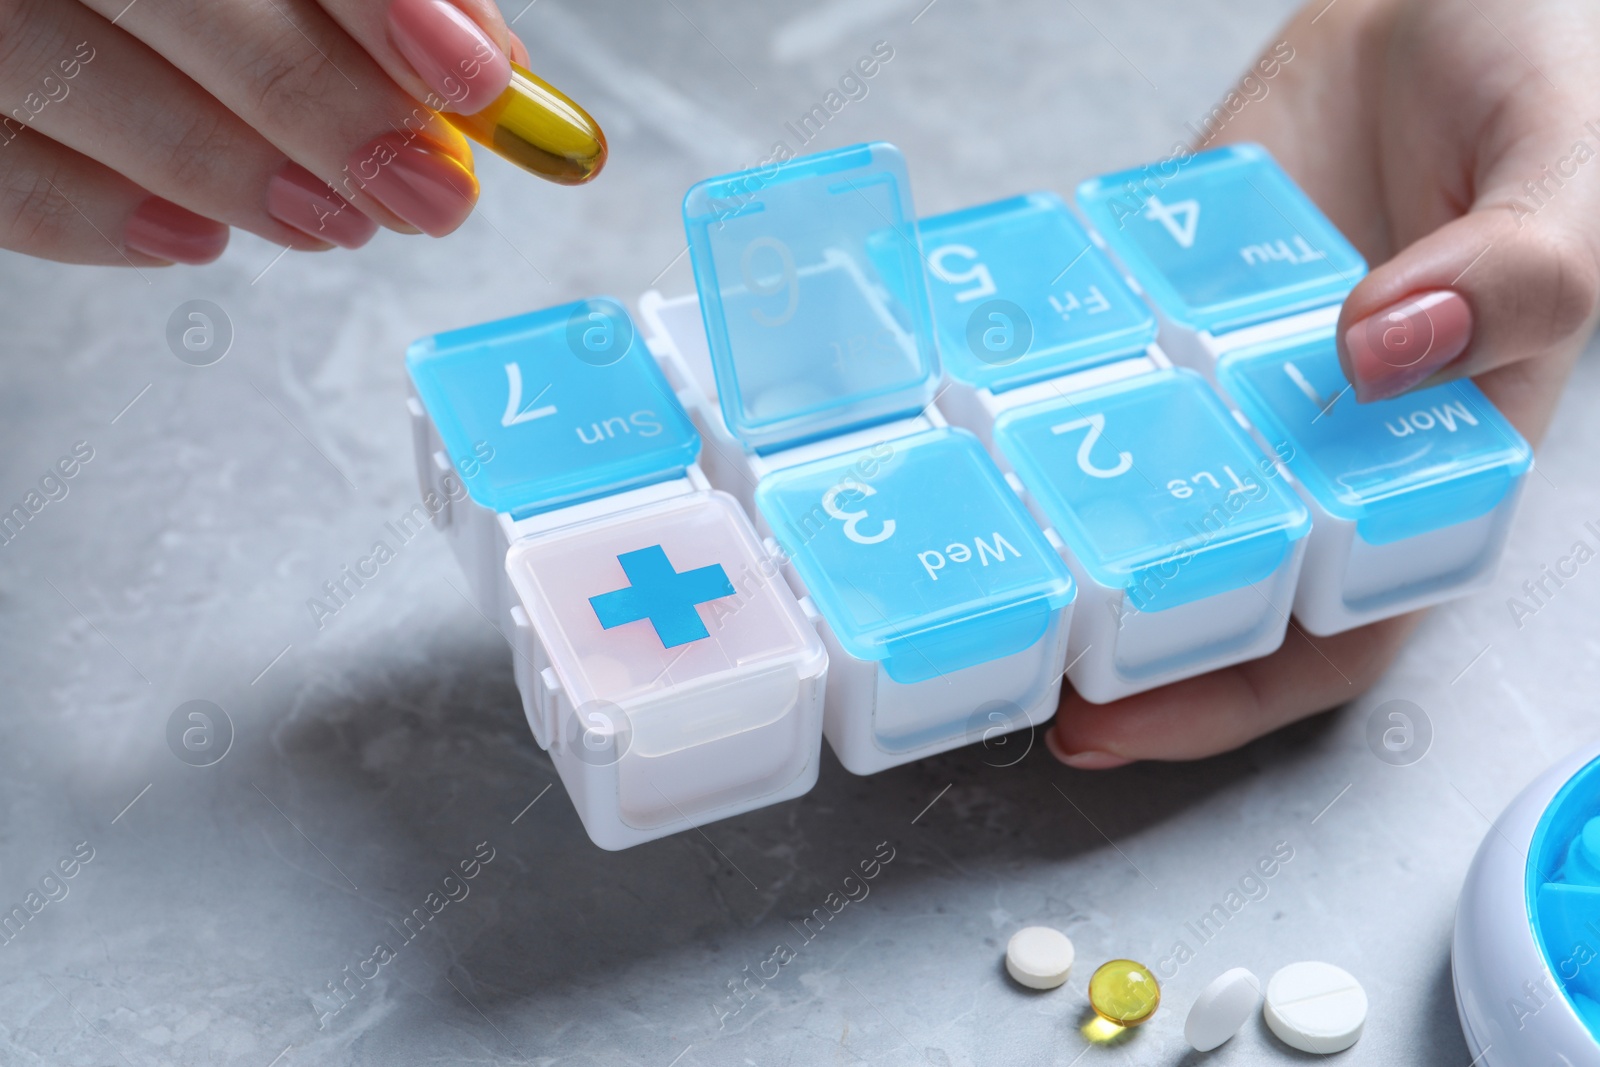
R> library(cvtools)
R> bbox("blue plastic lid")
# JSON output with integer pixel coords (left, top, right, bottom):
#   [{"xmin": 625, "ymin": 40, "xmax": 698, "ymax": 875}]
[
  {"xmin": 993, "ymin": 369, "xmax": 1309, "ymax": 612},
  {"xmin": 1527, "ymin": 752, "xmax": 1600, "ymax": 1043},
  {"xmin": 683, "ymin": 143, "xmax": 940, "ymax": 454},
  {"xmin": 1217, "ymin": 329, "xmax": 1532, "ymax": 544},
  {"xmin": 406, "ymin": 299, "xmax": 701, "ymax": 517},
  {"xmin": 754, "ymin": 427, "xmax": 1074, "ymax": 684},
  {"xmin": 1076, "ymin": 144, "xmax": 1367, "ymax": 334},
  {"xmin": 920, "ymin": 192, "xmax": 1157, "ymax": 392}
]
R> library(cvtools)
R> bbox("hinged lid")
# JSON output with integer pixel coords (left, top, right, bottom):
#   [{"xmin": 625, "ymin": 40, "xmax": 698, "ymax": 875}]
[
  {"xmin": 683, "ymin": 142, "xmax": 940, "ymax": 454},
  {"xmin": 1217, "ymin": 329, "xmax": 1532, "ymax": 544},
  {"xmin": 920, "ymin": 192, "xmax": 1157, "ymax": 391},
  {"xmin": 406, "ymin": 299, "xmax": 701, "ymax": 517},
  {"xmin": 1076, "ymin": 144, "xmax": 1367, "ymax": 335}
]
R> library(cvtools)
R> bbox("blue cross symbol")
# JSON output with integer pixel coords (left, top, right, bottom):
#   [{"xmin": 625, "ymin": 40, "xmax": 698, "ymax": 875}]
[{"xmin": 587, "ymin": 544, "xmax": 735, "ymax": 648}]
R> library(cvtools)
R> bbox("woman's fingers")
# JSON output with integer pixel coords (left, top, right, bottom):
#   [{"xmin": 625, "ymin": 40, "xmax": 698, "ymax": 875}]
[
  {"xmin": 0, "ymin": 0, "xmax": 351, "ymax": 251},
  {"xmin": 1335, "ymin": 198, "xmax": 1600, "ymax": 404},
  {"xmin": 317, "ymin": 0, "xmax": 514, "ymax": 116},
  {"xmin": 77, "ymin": 0, "xmax": 480, "ymax": 239},
  {"xmin": 1334, "ymin": 30, "xmax": 1600, "ymax": 404},
  {"xmin": 0, "ymin": 128, "xmax": 225, "ymax": 266},
  {"xmin": 1047, "ymin": 613, "xmax": 1423, "ymax": 768}
]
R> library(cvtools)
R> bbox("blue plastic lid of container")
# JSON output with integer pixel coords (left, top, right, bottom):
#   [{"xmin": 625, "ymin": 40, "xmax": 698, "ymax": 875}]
[
  {"xmin": 919, "ymin": 192, "xmax": 1157, "ymax": 392},
  {"xmin": 993, "ymin": 368, "xmax": 1309, "ymax": 612},
  {"xmin": 1217, "ymin": 329, "xmax": 1532, "ymax": 544},
  {"xmin": 754, "ymin": 427, "xmax": 1074, "ymax": 684},
  {"xmin": 1076, "ymin": 144, "xmax": 1367, "ymax": 334},
  {"xmin": 1527, "ymin": 752, "xmax": 1600, "ymax": 1043},
  {"xmin": 683, "ymin": 143, "xmax": 940, "ymax": 454},
  {"xmin": 406, "ymin": 299, "xmax": 701, "ymax": 517}
]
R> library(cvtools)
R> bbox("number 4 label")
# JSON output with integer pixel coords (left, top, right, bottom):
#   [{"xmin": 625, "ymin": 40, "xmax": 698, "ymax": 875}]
[{"xmin": 1144, "ymin": 196, "xmax": 1200, "ymax": 249}]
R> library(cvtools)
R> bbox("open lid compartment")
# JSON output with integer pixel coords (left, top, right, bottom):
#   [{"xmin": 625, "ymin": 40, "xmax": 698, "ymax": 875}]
[{"xmin": 683, "ymin": 142, "xmax": 941, "ymax": 454}]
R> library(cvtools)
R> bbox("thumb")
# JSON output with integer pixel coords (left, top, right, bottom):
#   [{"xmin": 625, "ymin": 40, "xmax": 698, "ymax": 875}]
[{"xmin": 1337, "ymin": 161, "xmax": 1600, "ymax": 404}]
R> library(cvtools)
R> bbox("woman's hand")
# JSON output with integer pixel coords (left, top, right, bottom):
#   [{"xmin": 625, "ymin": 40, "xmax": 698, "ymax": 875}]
[
  {"xmin": 1049, "ymin": 0, "xmax": 1600, "ymax": 768},
  {"xmin": 0, "ymin": 0, "xmax": 530, "ymax": 265}
]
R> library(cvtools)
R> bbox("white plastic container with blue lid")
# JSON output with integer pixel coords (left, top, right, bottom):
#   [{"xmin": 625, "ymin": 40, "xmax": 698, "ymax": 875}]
[
  {"xmin": 406, "ymin": 298, "xmax": 702, "ymax": 621},
  {"xmin": 1218, "ymin": 329, "xmax": 1532, "ymax": 634},
  {"xmin": 1077, "ymin": 144, "xmax": 1533, "ymax": 635},
  {"xmin": 1455, "ymin": 739, "xmax": 1600, "ymax": 1066},
  {"xmin": 406, "ymin": 300, "xmax": 828, "ymax": 849},
  {"xmin": 992, "ymin": 369, "xmax": 1311, "ymax": 703},
  {"xmin": 661, "ymin": 142, "xmax": 1078, "ymax": 774}
]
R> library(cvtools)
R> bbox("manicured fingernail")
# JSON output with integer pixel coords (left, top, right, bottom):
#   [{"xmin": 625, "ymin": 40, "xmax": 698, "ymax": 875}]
[
  {"xmin": 347, "ymin": 133, "xmax": 479, "ymax": 238},
  {"xmin": 124, "ymin": 197, "xmax": 228, "ymax": 264},
  {"xmin": 388, "ymin": 0, "xmax": 512, "ymax": 115},
  {"xmin": 1045, "ymin": 728, "xmax": 1133, "ymax": 770},
  {"xmin": 507, "ymin": 31, "xmax": 530, "ymax": 69},
  {"xmin": 1344, "ymin": 290, "xmax": 1473, "ymax": 402},
  {"xmin": 267, "ymin": 162, "xmax": 379, "ymax": 249}
]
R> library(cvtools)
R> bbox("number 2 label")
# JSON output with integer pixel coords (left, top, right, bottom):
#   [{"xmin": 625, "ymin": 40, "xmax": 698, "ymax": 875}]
[{"xmin": 1052, "ymin": 413, "xmax": 1134, "ymax": 479}]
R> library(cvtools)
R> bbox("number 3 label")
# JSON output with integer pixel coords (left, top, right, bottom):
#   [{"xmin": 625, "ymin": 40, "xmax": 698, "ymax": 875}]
[
  {"xmin": 822, "ymin": 483, "xmax": 896, "ymax": 545},
  {"xmin": 1052, "ymin": 413, "xmax": 1133, "ymax": 479}
]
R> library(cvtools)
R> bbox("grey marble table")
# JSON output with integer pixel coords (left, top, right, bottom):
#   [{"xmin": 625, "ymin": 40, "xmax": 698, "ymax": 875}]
[{"xmin": 3, "ymin": 1, "xmax": 1597, "ymax": 1064}]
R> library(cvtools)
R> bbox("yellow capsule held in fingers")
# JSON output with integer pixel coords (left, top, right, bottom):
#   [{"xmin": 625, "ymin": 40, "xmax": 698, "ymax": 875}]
[
  {"xmin": 1088, "ymin": 959, "xmax": 1161, "ymax": 1028},
  {"xmin": 447, "ymin": 63, "xmax": 607, "ymax": 185}
]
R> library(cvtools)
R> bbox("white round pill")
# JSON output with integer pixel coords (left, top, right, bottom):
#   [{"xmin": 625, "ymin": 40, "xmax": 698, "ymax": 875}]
[
  {"xmin": 1264, "ymin": 961, "xmax": 1368, "ymax": 1054},
  {"xmin": 1004, "ymin": 926, "xmax": 1075, "ymax": 990},
  {"xmin": 1184, "ymin": 967, "xmax": 1262, "ymax": 1052}
]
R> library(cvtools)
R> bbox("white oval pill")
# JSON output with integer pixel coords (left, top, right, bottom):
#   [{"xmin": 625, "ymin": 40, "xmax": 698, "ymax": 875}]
[
  {"xmin": 1184, "ymin": 967, "xmax": 1262, "ymax": 1051},
  {"xmin": 1005, "ymin": 926, "xmax": 1075, "ymax": 990},
  {"xmin": 1264, "ymin": 961, "xmax": 1368, "ymax": 1054}
]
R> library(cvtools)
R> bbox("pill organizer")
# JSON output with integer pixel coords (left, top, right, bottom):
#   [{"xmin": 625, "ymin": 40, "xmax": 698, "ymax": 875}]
[
  {"xmin": 1077, "ymin": 144, "xmax": 1533, "ymax": 634},
  {"xmin": 408, "ymin": 139, "xmax": 1536, "ymax": 847},
  {"xmin": 1455, "ymin": 739, "xmax": 1600, "ymax": 1066}
]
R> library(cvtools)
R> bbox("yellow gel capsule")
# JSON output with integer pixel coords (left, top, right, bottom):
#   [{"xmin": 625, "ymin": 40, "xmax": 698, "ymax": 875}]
[
  {"xmin": 1088, "ymin": 959, "xmax": 1161, "ymax": 1027},
  {"xmin": 446, "ymin": 63, "xmax": 607, "ymax": 185}
]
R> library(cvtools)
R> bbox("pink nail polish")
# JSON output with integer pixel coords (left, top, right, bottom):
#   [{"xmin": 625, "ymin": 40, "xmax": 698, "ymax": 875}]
[
  {"xmin": 1344, "ymin": 290, "xmax": 1473, "ymax": 402},
  {"xmin": 346, "ymin": 133, "xmax": 479, "ymax": 238},
  {"xmin": 388, "ymin": 0, "xmax": 512, "ymax": 114},
  {"xmin": 267, "ymin": 162, "xmax": 379, "ymax": 249},
  {"xmin": 125, "ymin": 197, "xmax": 228, "ymax": 264},
  {"xmin": 507, "ymin": 31, "xmax": 530, "ymax": 70},
  {"xmin": 1045, "ymin": 729, "xmax": 1133, "ymax": 770}
]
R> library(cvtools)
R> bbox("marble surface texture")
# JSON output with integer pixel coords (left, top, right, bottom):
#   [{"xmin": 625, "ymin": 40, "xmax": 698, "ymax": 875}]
[{"xmin": 3, "ymin": 1, "xmax": 1597, "ymax": 1064}]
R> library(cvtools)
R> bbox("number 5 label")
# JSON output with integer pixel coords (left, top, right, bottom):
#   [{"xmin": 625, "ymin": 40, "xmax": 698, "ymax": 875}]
[{"xmin": 928, "ymin": 244, "xmax": 998, "ymax": 304}]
